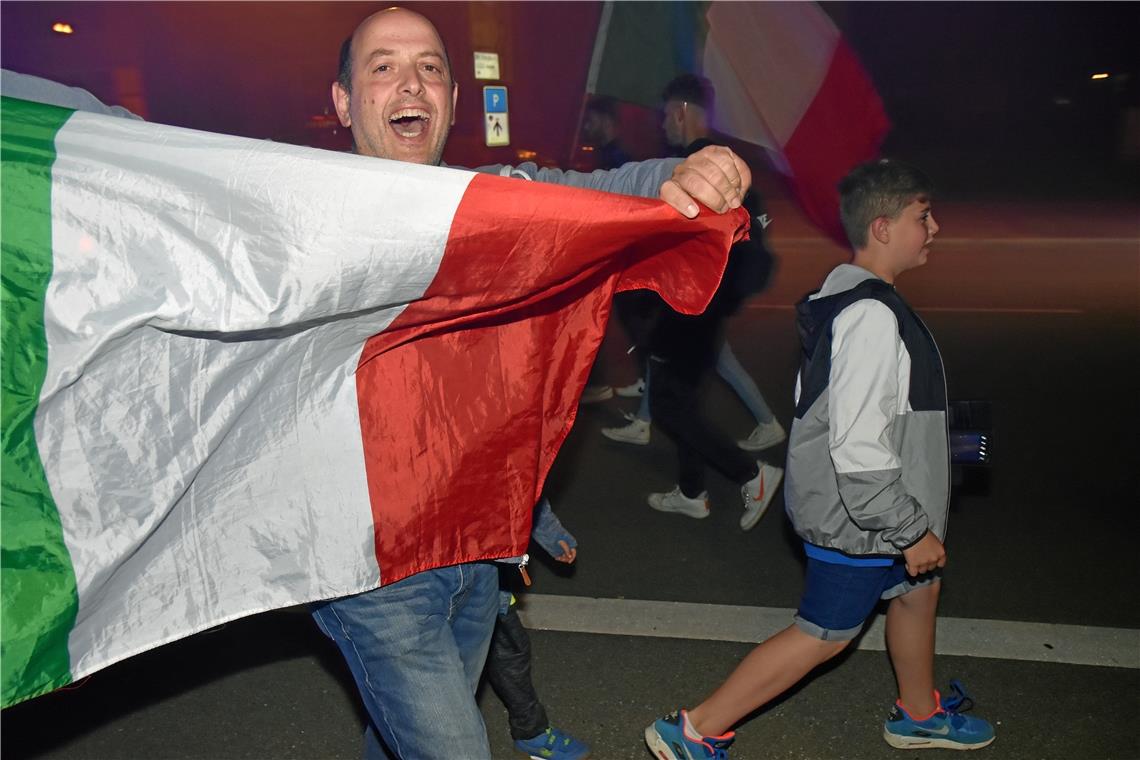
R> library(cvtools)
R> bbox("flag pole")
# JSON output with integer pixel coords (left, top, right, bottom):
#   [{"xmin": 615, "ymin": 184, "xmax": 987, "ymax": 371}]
[{"xmin": 567, "ymin": 0, "xmax": 615, "ymax": 168}]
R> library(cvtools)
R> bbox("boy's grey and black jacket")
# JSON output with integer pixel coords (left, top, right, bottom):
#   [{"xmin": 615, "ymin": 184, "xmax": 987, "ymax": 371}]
[{"xmin": 785, "ymin": 264, "xmax": 949, "ymax": 558}]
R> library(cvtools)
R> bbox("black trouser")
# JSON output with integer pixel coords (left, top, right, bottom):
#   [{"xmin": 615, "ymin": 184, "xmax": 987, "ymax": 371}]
[
  {"xmin": 648, "ymin": 308, "xmax": 758, "ymax": 498},
  {"xmin": 485, "ymin": 605, "xmax": 548, "ymax": 741},
  {"xmin": 613, "ymin": 290, "xmax": 663, "ymax": 377}
]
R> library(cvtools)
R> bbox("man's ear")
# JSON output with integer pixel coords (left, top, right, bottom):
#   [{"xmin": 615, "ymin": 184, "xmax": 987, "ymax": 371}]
[
  {"xmin": 332, "ymin": 81, "xmax": 352, "ymax": 128},
  {"xmin": 870, "ymin": 216, "xmax": 891, "ymax": 245},
  {"xmin": 450, "ymin": 81, "xmax": 458, "ymax": 126}
]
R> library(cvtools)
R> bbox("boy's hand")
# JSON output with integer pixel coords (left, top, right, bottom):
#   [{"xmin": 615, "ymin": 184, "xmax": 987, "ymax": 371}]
[
  {"xmin": 902, "ymin": 532, "xmax": 946, "ymax": 576},
  {"xmin": 554, "ymin": 540, "xmax": 577, "ymax": 564},
  {"xmin": 660, "ymin": 145, "xmax": 750, "ymax": 218}
]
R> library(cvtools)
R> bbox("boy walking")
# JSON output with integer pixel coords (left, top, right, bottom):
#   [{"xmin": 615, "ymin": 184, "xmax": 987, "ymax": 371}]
[{"xmin": 645, "ymin": 160, "xmax": 994, "ymax": 758}]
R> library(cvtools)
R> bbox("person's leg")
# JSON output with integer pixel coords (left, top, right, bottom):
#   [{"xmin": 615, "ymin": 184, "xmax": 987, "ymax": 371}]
[
  {"xmin": 485, "ymin": 605, "xmax": 550, "ymax": 741},
  {"xmin": 648, "ymin": 355, "xmax": 709, "ymax": 497},
  {"xmin": 885, "ymin": 579, "xmax": 941, "ymax": 717},
  {"xmin": 715, "ymin": 341, "xmax": 774, "ymax": 424},
  {"xmin": 636, "ymin": 362, "xmax": 652, "ymax": 422},
  {"xmin": 687, "ymin": 625, "xmax": 849, "ymax": 736},
  {"xmin": 451, "ymin": 562, "xmax": 500, "ymax": 692},
  {"xmin": 650, "ymin": 355, "xmax": 758, "ymax": 497},
  {"xmin": 648, "ymin": 557, "xmax": 889, "ymax": 757},
  {"xmin": 880, "ymin": 576, "xmax": 994, "ymax": 750},
  {"xmin": 310, "ymin": 564, "xmax": 496, "ymax": 760}
]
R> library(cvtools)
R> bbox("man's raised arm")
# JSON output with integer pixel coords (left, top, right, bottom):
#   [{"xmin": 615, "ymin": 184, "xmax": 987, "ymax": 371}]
[{"xmin": 481, "ymin": 144, "xmax": 751, "ymax": 218}]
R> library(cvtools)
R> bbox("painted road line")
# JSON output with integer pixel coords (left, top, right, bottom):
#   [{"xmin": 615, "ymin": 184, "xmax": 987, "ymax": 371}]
[
  {"xmin": 744, "ymin": 304, "xmax": 1085, "ymax": 315},
  {"xmin": 517, "ymin": 595, "xmax": 1139, "ymax": 670},
  {"xmin": 770, "ymin": 237, "xmax": 1139, "ymax": 245}
]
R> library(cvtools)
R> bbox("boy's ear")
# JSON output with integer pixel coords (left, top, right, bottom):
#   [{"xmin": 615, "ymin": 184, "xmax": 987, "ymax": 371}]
[{"xmin": 870, "ymin": 216, "xmax": 891, "ymax": 245}]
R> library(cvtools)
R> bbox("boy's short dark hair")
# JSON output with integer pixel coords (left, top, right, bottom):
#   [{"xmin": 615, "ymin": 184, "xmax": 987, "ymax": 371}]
[
  {"xmin": 661, "ymin": 73, "xmax": 715, "ymax": 112},
  {"xmin": 839, "ymin": 159, "xmax": 934, "ymax": 249}
]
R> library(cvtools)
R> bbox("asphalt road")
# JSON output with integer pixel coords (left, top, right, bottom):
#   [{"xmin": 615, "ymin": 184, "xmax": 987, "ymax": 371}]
[{"xmin": 4, "ymin": 199, "xmax": 1138, "ymax": 759}]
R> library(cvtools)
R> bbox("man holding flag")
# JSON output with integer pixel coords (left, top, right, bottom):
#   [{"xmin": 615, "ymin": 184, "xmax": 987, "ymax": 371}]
[{"xmin": 311, "ymin": 8, "xmax": 756, "ymax": 759}]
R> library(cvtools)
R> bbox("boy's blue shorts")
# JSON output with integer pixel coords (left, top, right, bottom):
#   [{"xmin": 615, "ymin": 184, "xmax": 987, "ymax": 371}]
[{"xmin": 794, "ymin": 557, "xmax": 938, "ymax": 641}]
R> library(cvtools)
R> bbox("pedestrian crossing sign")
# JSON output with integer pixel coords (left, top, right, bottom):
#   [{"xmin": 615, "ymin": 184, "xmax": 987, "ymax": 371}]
[{"xmin": 485, "ymin": 113, "xmax": 510, "ymax": 147}]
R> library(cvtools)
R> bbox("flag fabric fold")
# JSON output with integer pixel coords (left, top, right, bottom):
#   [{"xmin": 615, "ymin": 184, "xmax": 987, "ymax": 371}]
[
  {"xmin": 0, "ymin": 95, "xmax": 745, "ymax": 707},
  {"xmin": 587, "ymin": 0, "xmax": 890, "ymax": 243}
]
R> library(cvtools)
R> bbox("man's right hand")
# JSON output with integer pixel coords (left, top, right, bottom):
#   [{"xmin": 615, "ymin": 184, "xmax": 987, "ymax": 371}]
[
  {"xmin": 659, "ymin": 145, "xmax": 751, "ymax": 218},
  {"xmin": 902, "ymin": 531, "xmax": 946, "ymax": 576}
]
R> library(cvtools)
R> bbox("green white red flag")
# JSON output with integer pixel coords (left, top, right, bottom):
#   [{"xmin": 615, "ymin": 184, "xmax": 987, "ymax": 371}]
[
  {"xmin": 0, "ymin": 95, "xmax": 744, "ymax": 707},
  {"xmin": 587, "ymin": 1, "xmax": 890, "ymax": 243}
]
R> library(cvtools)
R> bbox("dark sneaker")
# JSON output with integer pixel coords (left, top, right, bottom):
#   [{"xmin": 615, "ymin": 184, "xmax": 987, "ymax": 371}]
[
  {"xmin": 514, "ymin": 726, "xmax": 590, "ymax": 760},
  {"xmin": 645, "ymin": 710, "xmax": 734, "ymax": 759},
  {"xmin": 883, "ymin": 681, "xmax": 995, "ymax": 751}
]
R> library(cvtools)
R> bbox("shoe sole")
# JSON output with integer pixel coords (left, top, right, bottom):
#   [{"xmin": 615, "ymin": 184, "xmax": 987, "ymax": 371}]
[
  {"xmin": 649, "ymin": 499, "xmax": 710, "ymax": 519},
  {"xmin": 882, "ymin": 728, "xmax": 995, "ymax": 751},
  {"xmin": 601, "ymin": 430, "xmax": 649, "ymax": 445},
  {"xmin": 644, "ymin": 725, "xmax": 677, "ymax": 760},
  {"xmin": 737, "ymin": 434, "xmax": 786, "ymax": 452}
]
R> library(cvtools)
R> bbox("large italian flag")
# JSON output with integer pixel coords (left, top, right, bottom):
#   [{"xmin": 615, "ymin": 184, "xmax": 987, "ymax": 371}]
[
  {"xmin": 0, "ymin": 96, "xmax": 744, "ymax": 707},
  {"xmin": 587, "ymin": 1, "xmax": 890, "ymax": 243}
]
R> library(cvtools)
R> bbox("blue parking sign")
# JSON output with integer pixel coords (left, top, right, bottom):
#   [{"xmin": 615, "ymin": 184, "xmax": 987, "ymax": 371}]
[{"xmin": 483, "ymin": 86, "xmax": 508, "ymax": 114}]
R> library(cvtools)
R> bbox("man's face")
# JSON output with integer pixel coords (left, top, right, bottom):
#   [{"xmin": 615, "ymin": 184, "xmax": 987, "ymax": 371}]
[
  {"xmin": 888, "ymin": 197, "xmax": 939, "ymax": 271},
  {"xmin": 581, "ymin": 110, "xmax": 604, "ymax": 146},
  {"xmin": 332, "ymin": 9, "xmax": 457, "ymax": 165},
  {"xmin": 661, "ymin": 99, "xmax": 686, "ymax": 148}
]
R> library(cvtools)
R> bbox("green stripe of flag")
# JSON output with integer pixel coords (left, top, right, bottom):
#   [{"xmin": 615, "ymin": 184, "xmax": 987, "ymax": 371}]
[
  {"xmin": 591, "ymin": 1, "xmax": 710, "ymax": 107},
  {"xmin": 1, "ymin": 96, "xmax": 80, "ymax": 707}
]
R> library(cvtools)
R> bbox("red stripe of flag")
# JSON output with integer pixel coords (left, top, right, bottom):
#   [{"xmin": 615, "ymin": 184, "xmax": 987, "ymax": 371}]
[
  {"xmin": 782, "ymin": 39, "xmax": 891, "ymax": 246},
  {"xmin": 354, "ymin": 173, "xmax": 748, "ymax": 584}
]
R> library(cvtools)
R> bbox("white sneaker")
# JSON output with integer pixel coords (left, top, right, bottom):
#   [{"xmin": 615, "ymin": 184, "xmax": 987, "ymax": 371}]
[
  {"xmin": 648, "ymin": 486, "xmax": 710, "ymax": 519},
  {"xmin": 740, "ymin": 462, "xmax": 784, "ymax": 530},
  {"xmin": 615, "ymin": 377, "xmax": 646, "ymax": 398},
  {"xmin": 579, "ymin": 385, "xmax": 614, "ymax": 404},
  {"xmin": 601, "ymin": 416, "xmax": 651, "ymax": 445},
  {"xmin": 738, "ymin": 420, "xmax": 787, "ymax": 452}
]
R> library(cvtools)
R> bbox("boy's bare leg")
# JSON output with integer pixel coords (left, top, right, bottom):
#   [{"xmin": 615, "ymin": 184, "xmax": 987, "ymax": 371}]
[
  {"xmin": 885, "ymin": 580, "xmax": 941, "ymax": 716},
  {"xmin": 687, "ymin": 625, "xmax": 850, "ymax": 737}
]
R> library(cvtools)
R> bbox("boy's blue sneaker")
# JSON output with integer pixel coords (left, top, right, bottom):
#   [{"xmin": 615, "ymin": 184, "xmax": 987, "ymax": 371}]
[
  {"xmin": 514, "ymin": 726, "xmax": 590, "ymax": 760},
  {"xmin": 645, "ymin": 710, "xmax": 734, "ymax": 759},
  {"xmin": 883, "ymin": 681, "xmax": 995, "ymax": 751}
]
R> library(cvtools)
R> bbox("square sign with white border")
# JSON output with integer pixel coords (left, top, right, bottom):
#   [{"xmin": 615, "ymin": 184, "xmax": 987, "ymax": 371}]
[
  {"xmin": 474, "ymin": 52, "xmax": 500, "ymax": 80},
  {"xmin": 483, "ymin": 86, "xmax": 509, "ymax": 146},
  {"xmin": 485, "ymin": 113, "xmax": 510, "ymax": 147},
  {"xmin": 483, "ymin": 86, "xmax": 508, "ymax": 113}
]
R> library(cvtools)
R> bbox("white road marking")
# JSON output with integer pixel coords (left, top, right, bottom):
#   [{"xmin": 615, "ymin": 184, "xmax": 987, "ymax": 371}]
[
  {"xmin": 744, "ymin": 304, "xmax": 1085, "ymax": 315},
  {"xmin": 517, "ymin": 594, "xmax": 1139, "ymax": 670},
  {"xmin": 772, "ymin": 237, "xmax": 1138, "ymax": 245}
]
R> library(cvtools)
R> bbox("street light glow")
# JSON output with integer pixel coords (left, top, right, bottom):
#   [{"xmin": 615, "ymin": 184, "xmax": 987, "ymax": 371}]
[
  {"xmin": 51, "ymin": 22, "xmax": 74, "ymax": 34},
  {"xmin": 1091, "ymin": 72, "xmax": 1110, "ymax": 80}
]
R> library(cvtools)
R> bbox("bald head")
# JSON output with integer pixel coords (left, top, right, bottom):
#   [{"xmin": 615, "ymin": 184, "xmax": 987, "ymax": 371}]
[
  {"xmin": 338, "ymin": 8, "xmax": 453, "ymax": 93},
  {"xmin": 332, "ymin": 7, "xmax": 458, "ymax": 165}
]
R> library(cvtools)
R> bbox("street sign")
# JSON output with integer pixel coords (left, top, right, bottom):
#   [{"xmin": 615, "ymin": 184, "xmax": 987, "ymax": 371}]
[
  {"xmin": 483, "ymin": 86, "xmax": 509, "ymax": 146},
  {"xmin": 473, "ymin": 52, "xmax": 500, "ymax": 80},
  {"xmin": 483, "ymin": 86, "xmax": 508, "ymax": 113},
  {"xmin": 485, "ymin": 113, "xmax": 510, "ymax": 147}
]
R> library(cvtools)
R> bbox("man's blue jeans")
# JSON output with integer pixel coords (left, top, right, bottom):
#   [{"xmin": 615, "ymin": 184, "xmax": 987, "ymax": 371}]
[{"xmin": 311, "ymin": 562, "xmax": 499, "ymax": 759}]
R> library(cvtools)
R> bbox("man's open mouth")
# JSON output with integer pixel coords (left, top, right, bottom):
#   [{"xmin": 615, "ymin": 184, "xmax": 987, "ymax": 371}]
[{"xmin": 388, "ymin": 108, "xmax": 430, "ymax": 138}]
